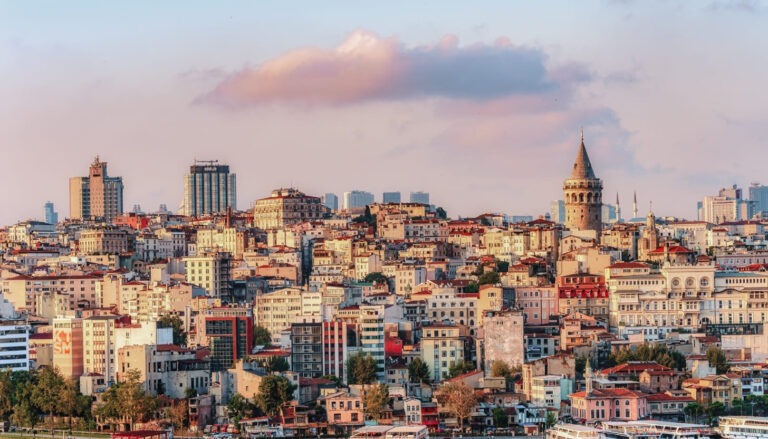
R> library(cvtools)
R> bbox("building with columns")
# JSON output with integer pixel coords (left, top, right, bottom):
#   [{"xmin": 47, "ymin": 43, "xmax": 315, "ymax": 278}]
[{"xmin": 563, "ymin": 132, "xmax": 603, "ymax": 240}]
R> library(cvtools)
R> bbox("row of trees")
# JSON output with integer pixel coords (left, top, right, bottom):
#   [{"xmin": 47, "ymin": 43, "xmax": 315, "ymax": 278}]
[
  {"xmin": 607, "ymin": 342, "xmax": 687, "ymax": 370},
  {"xmin": 0, "ymin": 367, "xmax": 92, "ymax": 430}
]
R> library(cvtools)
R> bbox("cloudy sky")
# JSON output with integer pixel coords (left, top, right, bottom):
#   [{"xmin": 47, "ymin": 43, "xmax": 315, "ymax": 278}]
[{"xmin": 2, "ymin": 0, "xmax": 767, "ymax": 226}]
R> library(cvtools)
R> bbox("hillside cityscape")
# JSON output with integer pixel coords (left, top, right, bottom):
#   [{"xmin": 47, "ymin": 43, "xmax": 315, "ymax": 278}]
[
  {"xmin": 2, "ymin": 137, "xmax": 768, "ymax": 439},
  {"xmin": 6, "ymin": 2, "xmax": 768, "ymax": 439}
]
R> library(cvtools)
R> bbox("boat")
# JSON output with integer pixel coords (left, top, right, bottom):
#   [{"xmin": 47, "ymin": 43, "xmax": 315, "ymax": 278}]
[{"xmin": 717, "ymin": 417, "xmax": 768, "ymax": 439}]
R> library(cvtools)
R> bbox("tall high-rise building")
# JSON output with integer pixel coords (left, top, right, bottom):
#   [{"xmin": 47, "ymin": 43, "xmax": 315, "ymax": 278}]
[
  {"xmin": 383, "ymin": 192, "xmax": 401, "ymax": 204},
  {"xmin": 342, "ymin": 190, "xmax": 374, "ymax": 210},
  {"xmin": 750, "ymin": 183, "xmax": 768, "ymax": 217},
  {"xmin": 204, "ymin": 306, "xmax": 253, "ymax": 372},
  {"xmin": 183, "ymin": 160, "xmax": 237, "ymax": 217},
  {"xmin": 323, "ymin": 193, "xmax": 338, "ymax": 211},
  {"xmin": 69, "ymin": 156, "xmax": 124, "ymax": 222},
  {"xmin": 44, "ymin": 201, "xmax": 58, "ymax": 225},
  {"xmin": 409, "ymin": 191, "xmax": 430, "ymax": 205},
  {"xmin": 550, "ymin": 200, "xmax": 565, "ymax": 224},
  {"xmin": 563, "ymin": 132, "xmax": 603, "ymax": 239}
]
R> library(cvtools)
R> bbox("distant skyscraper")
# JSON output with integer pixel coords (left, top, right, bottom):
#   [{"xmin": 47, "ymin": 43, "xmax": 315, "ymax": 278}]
[
  {"xmin": 750, "ymin": 183, "xmax": 768, "ymax": 217},
  {"xmin": 410, "ymin": 191, "xmax": 430, "ymax": 205},
  {"xmin": 383, "ymin": 191, "xmax": 401, "ymax": 204},
  {"xmin": 343, "ymin": 190, "xmax": 374, "ymax": 210},
  {"xmin": 69, "ymin": 156, "xmax": 123, "ymax": 222},
  {"xmin": 44, "ymin": 201, "xmax": 58, "ymax": 225},
  {"xmin": 550, "ymin": 200, "xmax": 565, "ymax": 224},
  {"xmin": 183, "ymin": 160, "xmax": 236, "ymax": 217},
  {"xmin": 601, "ymin": 204, "xmax": 618, "ymax": 223},
  {"xmin": 323, "ymin": 193, "xmax": 338, "ymax": 211}
]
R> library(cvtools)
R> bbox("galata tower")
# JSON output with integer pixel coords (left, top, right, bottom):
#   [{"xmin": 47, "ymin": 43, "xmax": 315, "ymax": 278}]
[{"xmin": 563, "ymin": 131, "xmax": 603, "ymax": 239}]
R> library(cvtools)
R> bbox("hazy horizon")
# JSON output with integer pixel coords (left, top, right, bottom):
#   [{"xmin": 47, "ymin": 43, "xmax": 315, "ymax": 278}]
[{"xmin": 4, "ymin": 1, "xmax": 768, "ymax": 225}]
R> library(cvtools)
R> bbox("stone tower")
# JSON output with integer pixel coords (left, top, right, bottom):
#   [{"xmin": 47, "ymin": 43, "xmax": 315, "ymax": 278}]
[{"xmin": 563, "ymin": 131, "xmax": 603, "ymax": 239}]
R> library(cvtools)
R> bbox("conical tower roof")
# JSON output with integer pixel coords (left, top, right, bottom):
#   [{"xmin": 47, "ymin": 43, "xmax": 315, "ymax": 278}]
[{"xmin": 570, "ymin": 131, "xmax": 596, "ymax": 179}]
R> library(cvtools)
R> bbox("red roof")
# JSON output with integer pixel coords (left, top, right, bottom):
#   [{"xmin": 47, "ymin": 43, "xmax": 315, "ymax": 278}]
[
  {"xmin": 649, "ymin": 245, "xmax": 693, "ymax": 254},
  {"xmin": 646, "ymin": 393, "xmax": 694, "ymax": 402},
  {"xmin": 608, "ymin": 262, "xmax": 649, "ymax": 269},
  {"xmin": 570, "ymin": 388, "xmax": 645, "ymax": 399},
  {"xmin": 599, "ymin": 362, "xmax": 671, "ymax": 375}
]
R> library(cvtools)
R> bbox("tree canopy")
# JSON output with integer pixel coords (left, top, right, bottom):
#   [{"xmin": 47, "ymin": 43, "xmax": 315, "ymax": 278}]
[
  {"xmin": 346, "ymin": 353, "xmax": 377, "ymax": 385},
  {"xmin": 448, "ymin": 359, "xmax": 475, "ymax": 379},
  {"xmin": 255, "ymin": 375, "xmax": 296, "ymax": 416},
  {"xmin": 364, "ymin": 272, "xmax": 389, "ymax": 286},
  {"xmin": 437, "ymin": 381, "xmax": 477, "ymax": 431},
  {"xmin": 608, "ymin": 342, "xmax": 686, "ymax": 370},
  {"xmin": 158, "ymin": 314, "xmax": 187, "ymax": 346},
  {"xmin": 407, "ymin": 358, "xmax": 431, "ymax": 384},
  {"xmin": 363, "ymin": 384, "xmax": 389, "ymax": 421},
  {"xmin": 490, "ymin": 360, "xmax": 520, "ymax": 379},
  {"xmin": 477, "ymin": 271, "xmax": 501, "ymax": 285},
  {"xmin": 97, "ymin": 369, "xmax": 157, "ymax": 430},
  {"xmin": 706, "ymin": 346, "xmax": 730, "ymax": 374},
  {"xmin": 253, "ymin": 325, "xmax": 272, "ymax": 347}
]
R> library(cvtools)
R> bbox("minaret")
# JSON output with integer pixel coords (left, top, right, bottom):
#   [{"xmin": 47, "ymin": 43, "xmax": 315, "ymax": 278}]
[
  {"xmin": 585, "ymin": 358, "xmax": 593, "ymax": 394},
  {"xmin": 563, "ymin": 129, "xmax": 603, "ymax": 240},
  {"xmin": 616, "ymin": 192, "xmax": 621, "ymax": 223},
  {"xmin": 633, "ymin": 191, "xmax": 638, "ymax": 219}
]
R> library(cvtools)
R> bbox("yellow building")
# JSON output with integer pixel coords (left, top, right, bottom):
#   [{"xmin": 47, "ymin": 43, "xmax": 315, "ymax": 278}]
[{"xmin": 252, "ymin": 188, "xmax": 324, "ymax": 229}]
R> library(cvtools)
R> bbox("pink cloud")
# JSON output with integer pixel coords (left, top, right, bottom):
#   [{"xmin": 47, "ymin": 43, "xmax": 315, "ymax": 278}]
[{"xmin": 198, "ymin": 30, "xmax": 588, "ymax": 107}]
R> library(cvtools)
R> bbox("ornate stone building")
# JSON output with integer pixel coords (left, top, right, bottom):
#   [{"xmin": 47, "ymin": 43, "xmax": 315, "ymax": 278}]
[{"xmin": 563, "ymin": 132, "xmax": 603, "ymax": 240}]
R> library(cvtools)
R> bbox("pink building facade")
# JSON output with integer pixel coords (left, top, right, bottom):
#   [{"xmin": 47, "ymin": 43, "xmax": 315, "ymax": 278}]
[{"xmin": 515, "ymin": 286, "xmax": 558, "ymax": 325}]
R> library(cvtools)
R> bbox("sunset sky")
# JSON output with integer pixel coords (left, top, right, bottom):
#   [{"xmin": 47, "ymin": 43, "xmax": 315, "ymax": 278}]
[{"xmin": 3, "ymin": 0, "xmax": 767, "ymax": 225}]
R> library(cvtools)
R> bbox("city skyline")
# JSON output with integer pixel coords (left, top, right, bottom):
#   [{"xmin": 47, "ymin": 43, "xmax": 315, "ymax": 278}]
[{"xmin": 4, "ymin": 1, "xmax": 768, "ymax": 225}]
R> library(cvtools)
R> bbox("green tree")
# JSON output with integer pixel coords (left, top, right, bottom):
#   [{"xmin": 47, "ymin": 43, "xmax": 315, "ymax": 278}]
[
  {"xmin": 255, "ymin": 375, "xmax": 296, "ymax": 416},
  {"xmin": 684, "ymin": 402, "xmax": 704, "ymax": 423},
  {"xmin": 363, "ymin": 384, "xmax": 389, "ymax": 421},
  {"xmin": 120, "ymin": 369, "xmax": 158, "ymax": 429},
  {"xmin": 12, "ymin": 376, "xmax": 39, "ymax": 428},
  {"xmin": 575, "ymin": 354, "xmax": 588, "ymax": 375},
  {"xmin": 731, "ymin": 398, "xmax": 745, "ymax": 416},
  {"xmin": 96, "ymin": 369, "xmax": 157, "ymax": 430},
  {"xmin": 448, "ymin": 359, "xmax": 475, "ymax": 378},
  {"xmin": 253, "ymin": 325, "xmax": 272, "ymax": 347},
  {"xmin": 490, "ymin": 360, "xmax": 514, "ymax": 378},
  {"xmin": 408, "ymin": 358, "xmax": 431, "ymax": 384},
  {"xmin": 492, "ymin": 407, "xmax": 508, "ymax": 428},
  {"xmin": 0, "ymin": 369, "xmax": 13, "ymax": 422},
  {"xmin": 436, "ymin": 207, "xmax": 448, "ymax": 220},
  {"xmin": 364, "ymin": 272, "xmax": 389, "ymax": 286},
  {"xmin": 478, "ymin": 271, "xmax": 501, "ymax": 285},
  {"xmin": 496, "ymin": 261, "xmax": 510, "ymax": 273},
  {"xmin": 437, "ymin": 381, "xmax": 477, "ymax": 432},
  {"xmin": 59, "ymin": 378, "xmax": 88, "ymax": 433},
  {"xmin": 707, "ymin": 401, "xmax": 725, "ymax": 424},
  {"xmin": 32, "ymin": 366, "xmax": 65, "ymax": 430},
  {"xmin": 227, "ymin": 393, "xmax": 252, "ymax": 426},
  {"xmin": 706, "ymin": 347, "xmax": 730, "ymax": 374},
  {"xmin": 546, "ymin": 411, "xmax": 558, "ymax": 428},
  {"xmin": 464, "ymin": 283, "xmax": 479, "ymax": 293},
  {"xmin": 346, "ymin": 353, "xmax": 377, "ymax": 385},
  {"xmin": 158, "ymin": 314, "xmax": 187, "ymax": 346},
  {"xmin": 608, "ymin": 343, "xmax": 686, "ymax": 370},
  {"xmin": 266, "ymin": 356, "xmax": 290, "ymax": 373}
]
